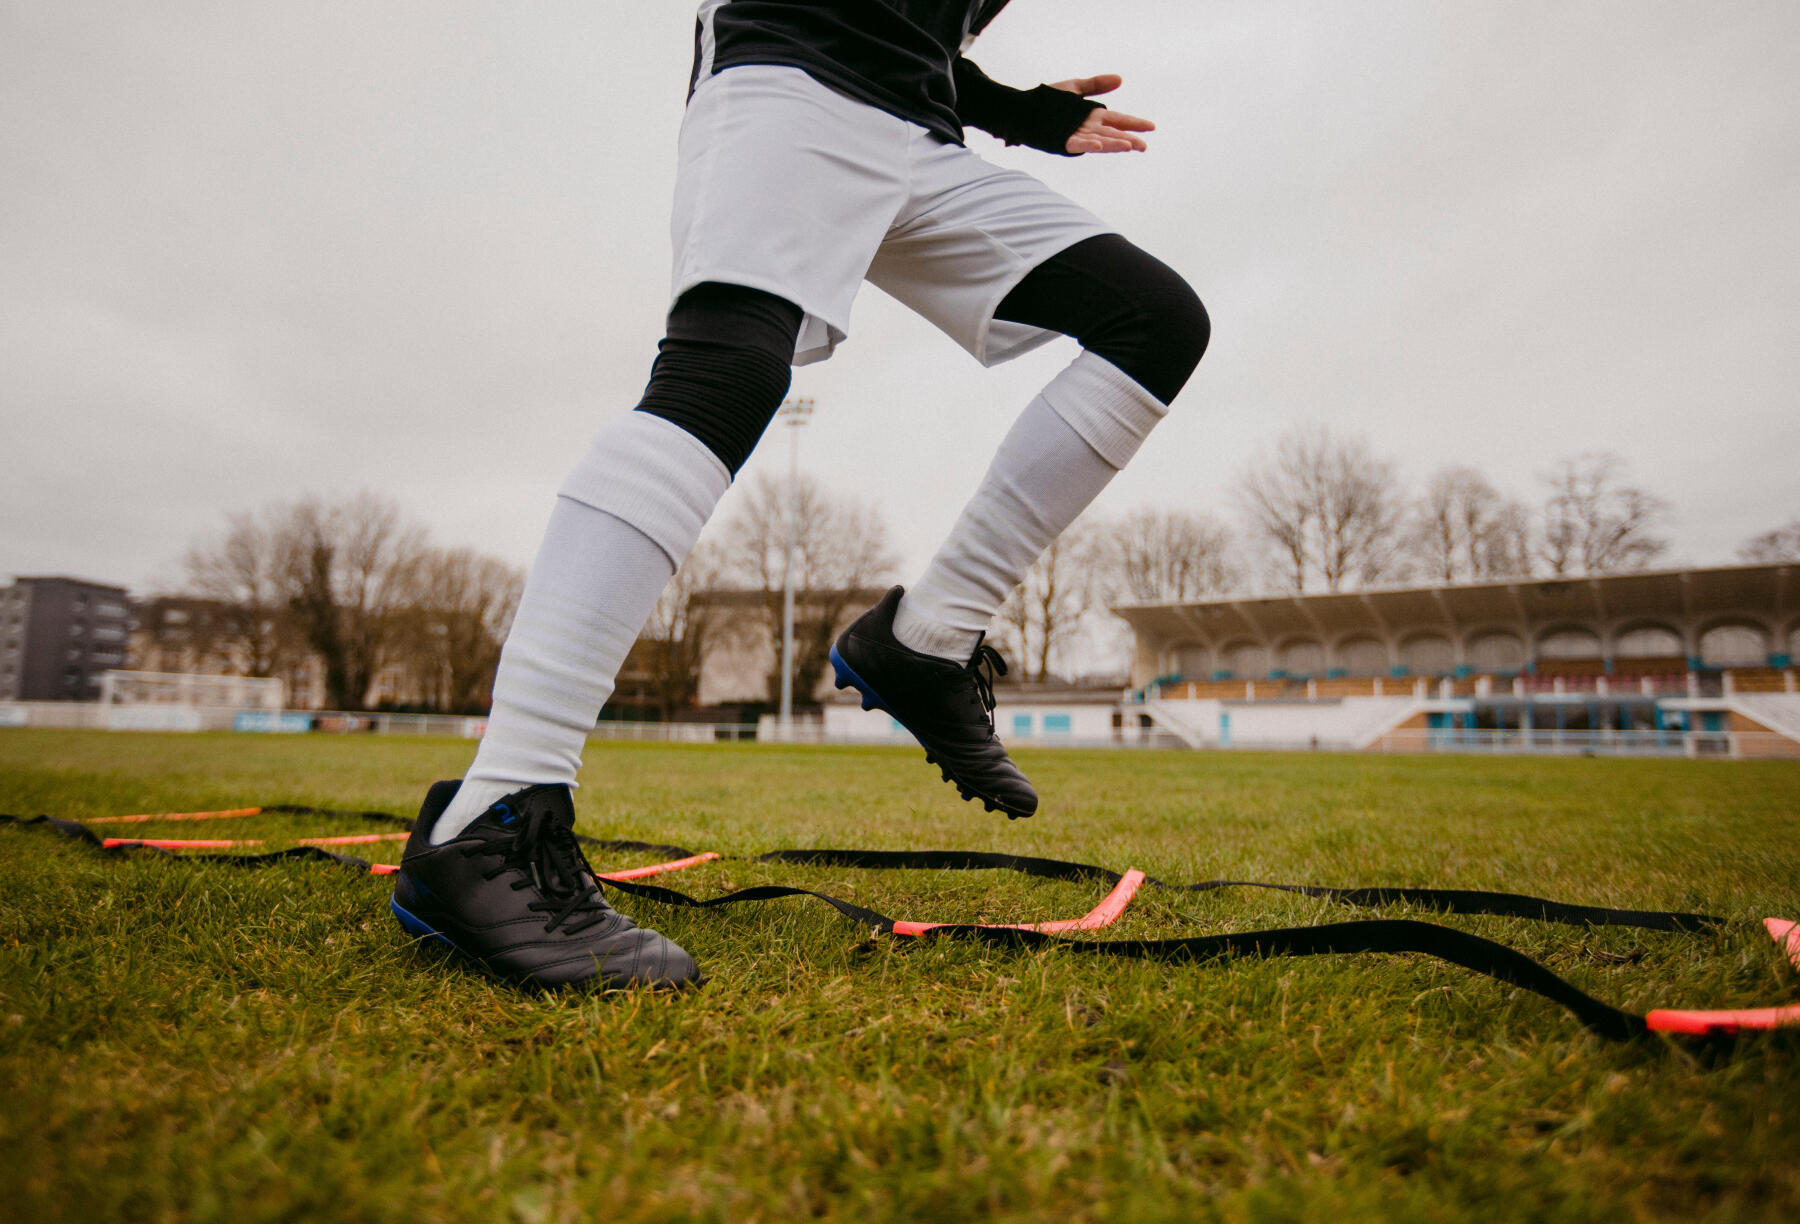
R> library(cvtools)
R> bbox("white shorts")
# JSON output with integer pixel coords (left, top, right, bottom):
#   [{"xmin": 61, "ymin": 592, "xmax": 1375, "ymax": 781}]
[{"xmin": 670, "ymin": 65, "xmax": 1114, "ymax": 367}]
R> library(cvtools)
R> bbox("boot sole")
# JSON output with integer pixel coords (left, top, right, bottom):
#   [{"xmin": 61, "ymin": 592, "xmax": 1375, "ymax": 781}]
[
  {"xmin": 829, "ymin": 643, "xmax": 1034, "ymax": 819},
  {"xmin": 391, "ymin": 897, "xmax": 703, "ymax": 991}
]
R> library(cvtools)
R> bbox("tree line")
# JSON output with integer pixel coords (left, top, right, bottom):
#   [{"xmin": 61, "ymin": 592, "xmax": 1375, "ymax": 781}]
[
  {"xmin": 180, "ymin": 494, "xmax": 525, "ymax": 713},
  {"xmin": 175, "ymin": 478, "xmax": 896, "ymax": 716},
  {"xmin": 968, "ymin": 425, "xmax": 1795, "ymax": 683},
  {"xmin": 176, "ymin": 425, "xmax": 1797, "ymax": 710}
]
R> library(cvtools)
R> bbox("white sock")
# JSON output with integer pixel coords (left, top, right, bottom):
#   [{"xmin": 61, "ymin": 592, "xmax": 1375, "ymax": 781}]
[
  {"xmin": 432, "ymin": 412, "xmax": 729, "ymax": 843},
  {"xmin": 892, "ymin": 352, "xmax": 1169, "ymax": 661}
]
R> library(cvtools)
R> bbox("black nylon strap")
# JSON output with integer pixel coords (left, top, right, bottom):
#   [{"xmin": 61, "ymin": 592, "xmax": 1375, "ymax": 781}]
[
  {"xmin": 1181, "ymin": 881, "xmax": 1718, "ymax": 933},
  {"xmin": 606, "ymin": 877, "xmax": 900, "ymax": 934},
  {"xmin": 757, "ymin": 846, "xmax": 1720, "ymax": 931},
  {"xmin": 7, "ymin": 812, "xmax": 1721, "ymax": 931},
  {"xmin": 601, "ymin": 877, "xmax": 1648, "ymax": 1041},
  {"xmin": 0, "ymin": 809, "xmax": 1738, "ymax": 1042},
  {"xmin": 760, "ymin": 847, "xmax": 1126, "ymax": 886}
]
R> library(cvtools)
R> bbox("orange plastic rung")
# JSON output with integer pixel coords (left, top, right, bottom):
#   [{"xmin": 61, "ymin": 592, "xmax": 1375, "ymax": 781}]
[
  {"xmin": 1644, "ymin": 1005, "xmax": 1800, "ymax": 1036},
  {"xmin": 1766, "ymin": 918, "xmax": 1800, "ymax": 972},
  {"xmin": 369, "ymin": 863, "xmax": 400, "ymax": 875},
  {"xmin": 893, "ymin": 869, "xmax": 1146, "ymax": 938},
  {"xmin": 87, "ymin": 807, "xmax": 263, "ymax": 825},
  {"xmin": 295, "ymin": 832, "xmax": 411, "ymax": 846},
  {"xmin": 102, "ymin": 837, "xmax": 257, "ymax": 850},
  {"xmin": 599, "ymin": 851, "xmax": 722, "ymax": 881}
]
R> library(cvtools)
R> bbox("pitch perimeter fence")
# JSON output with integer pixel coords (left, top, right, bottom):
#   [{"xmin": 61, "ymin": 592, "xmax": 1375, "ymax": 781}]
[{"xmin": 1, "ymin": 702, "xmax": 1796, "ymax": 757}]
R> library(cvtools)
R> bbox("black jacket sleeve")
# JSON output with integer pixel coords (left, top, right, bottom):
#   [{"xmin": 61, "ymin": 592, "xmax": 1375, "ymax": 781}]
[{"xmin": 951, "ymin": 57, "xmax": 1101, "ymax": 156}]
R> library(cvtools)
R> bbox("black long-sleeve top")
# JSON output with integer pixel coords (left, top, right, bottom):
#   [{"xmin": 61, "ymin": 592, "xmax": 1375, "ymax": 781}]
[{"xmin": 694, "ymin": 0, "xmax": 1098, "ymax": 152}]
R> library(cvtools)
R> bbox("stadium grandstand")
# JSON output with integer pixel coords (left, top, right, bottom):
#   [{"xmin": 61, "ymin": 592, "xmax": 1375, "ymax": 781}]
[{"xmin": 1108, "ymin": 562, "xmax": 1799, "ymax": 757}]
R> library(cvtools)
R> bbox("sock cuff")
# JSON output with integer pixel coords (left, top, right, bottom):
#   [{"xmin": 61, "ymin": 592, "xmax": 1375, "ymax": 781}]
[
  {"xmin": 1038, "ymin": 350, "xmax": 1169, "ymax": 471},
  {"xmin": 557, "ymin": 411, "xmax": 730, "ymax": 566},
  {"xmin": 891, "ymin": 595, "xmax": 983, "ymax": 661}
]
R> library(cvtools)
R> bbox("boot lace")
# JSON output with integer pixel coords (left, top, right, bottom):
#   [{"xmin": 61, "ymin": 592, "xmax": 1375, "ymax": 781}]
[
  {"xmin": 966, "ymin": 641, "xmax": 1008, "ymax": 728},
  {"xmin": 462, "ymin": 802, "xmax": 617, "ymax": 935}
]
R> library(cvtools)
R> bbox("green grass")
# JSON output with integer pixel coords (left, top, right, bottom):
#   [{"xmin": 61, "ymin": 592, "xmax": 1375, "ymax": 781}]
[{"xmin": 2, "ymin": 730, "xmax": 1797, "ymax": 1222}]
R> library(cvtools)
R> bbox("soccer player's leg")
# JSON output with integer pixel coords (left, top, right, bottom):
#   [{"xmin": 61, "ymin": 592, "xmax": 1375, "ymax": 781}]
[
  {"xmin": 396, "ymin": 65, "xmax": 905, "ymax": 986},
  {"xmin": 840, "ymin": 150, "xmax": 1208, "ymax": 819},
  {"xmin": 393, "ymin": 283, "xmax": 802, "ymax": 989}
]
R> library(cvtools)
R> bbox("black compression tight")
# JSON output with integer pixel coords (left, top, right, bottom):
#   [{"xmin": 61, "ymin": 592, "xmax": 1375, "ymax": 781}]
[
  {"xmin": 634, "ymin": 236, "xmax": 1207, "ymax": 473},
  {"xmin": 634, "ymin": 282, "xmax": 803, "ymax": 476},
  {"xmin": 995, "ymin": 233, "xmax": 1210, "ymax": 406}
]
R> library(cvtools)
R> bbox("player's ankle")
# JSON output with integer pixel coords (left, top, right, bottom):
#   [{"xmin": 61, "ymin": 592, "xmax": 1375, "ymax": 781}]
[
  {"xmin": 890, "ymin": 592, "xmax": 982, "ymax": 662},
  {"xmin": 430, "ymin": 778, "xmax": 548, "ymax": 845}
]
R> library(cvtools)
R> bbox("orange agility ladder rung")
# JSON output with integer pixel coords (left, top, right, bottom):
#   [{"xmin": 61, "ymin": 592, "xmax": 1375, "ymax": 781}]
[
  {"xmin": 295, "ymin": 832, "xmax": 411, "ymax": 846},
  {"xmin": 1642, "ymin": 917, "xmax": 1800, "ymax": 1035},
  {"xmin": 598, "ymin": 851, "xmax": 722, "ymax": 881},
  {"xmin": 1766, "ymin": 917, "xmax": 1800, "ymax": 972},
  {"xmin": 893, "ymin": 869, "xmax": 1146, "ymax": 937},
  {"xmin": 87, "ymin": 807, "xmax": 263, "ymax": 825},
  {"xmin": 1644, "ymin": 1005, "xmax": 1800, "ymax": 1036},
  {"xmin": 101, "ymin": 837, "xmax": 257, "ymax": 850}
]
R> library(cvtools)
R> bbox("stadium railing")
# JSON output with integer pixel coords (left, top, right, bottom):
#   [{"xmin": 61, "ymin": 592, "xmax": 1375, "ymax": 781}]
[{"xmin": 1368, "ymin": 726, "xmax": 1800, "ymax": 759}]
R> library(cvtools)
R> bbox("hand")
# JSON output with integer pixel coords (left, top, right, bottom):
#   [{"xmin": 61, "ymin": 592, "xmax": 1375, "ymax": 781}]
[{"xmin": 1051, "ymin": 74, "xmax": 1154, "ymax": 154}]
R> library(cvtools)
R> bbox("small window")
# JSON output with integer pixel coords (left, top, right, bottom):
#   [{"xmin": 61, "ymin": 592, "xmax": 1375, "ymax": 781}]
[
  {"xmin": 1042, "ymin": 713, "xmax": 1072, "ymax": 734},
  {"xmin": 1011, "ymin": 713, "xmax": 1034, "ymax": 736}
]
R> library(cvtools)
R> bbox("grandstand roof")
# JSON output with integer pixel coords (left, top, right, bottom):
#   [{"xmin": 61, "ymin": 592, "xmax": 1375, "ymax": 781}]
[{"xmin": 1111, "ymin": 563, "xmax": 1799, "ymax": 645}]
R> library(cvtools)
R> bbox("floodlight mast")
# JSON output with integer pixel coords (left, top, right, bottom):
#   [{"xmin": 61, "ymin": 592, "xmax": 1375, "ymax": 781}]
[{"xmin": 776, "ymin": 396, "xmax": 815, "ymax": 738}]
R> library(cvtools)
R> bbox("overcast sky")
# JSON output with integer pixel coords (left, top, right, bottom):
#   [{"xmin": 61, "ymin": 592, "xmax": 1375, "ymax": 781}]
[{"xmin": 4, "ymin": 0, "xmax": 1797, "ymax": 597}]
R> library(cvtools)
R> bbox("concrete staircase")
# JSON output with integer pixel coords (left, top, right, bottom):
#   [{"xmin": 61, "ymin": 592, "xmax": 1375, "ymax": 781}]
[
  {"xmin": 1141, "ymin": 696, "xmax": 1423, "ymax": 750},
  {"xmin": 1729, "ymin": 694, "xmax": 1800, "ymax": 744}
]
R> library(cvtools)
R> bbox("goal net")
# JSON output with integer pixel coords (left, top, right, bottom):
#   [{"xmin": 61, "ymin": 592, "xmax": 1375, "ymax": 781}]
[{"xmin": 98, "ymin": 670, "xmax": 285, "ymax": 710}]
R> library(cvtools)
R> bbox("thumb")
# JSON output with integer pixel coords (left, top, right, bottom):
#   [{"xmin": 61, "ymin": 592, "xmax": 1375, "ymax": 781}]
[{"xmin": 1053, "ymin": 73, "xmax": 1123, "ymax": 97}]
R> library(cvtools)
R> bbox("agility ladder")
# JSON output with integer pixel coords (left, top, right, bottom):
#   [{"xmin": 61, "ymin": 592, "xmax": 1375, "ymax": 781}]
[{"xmin": 4, "ymin": 804, "xmax": 1796, "ymax": 1043}]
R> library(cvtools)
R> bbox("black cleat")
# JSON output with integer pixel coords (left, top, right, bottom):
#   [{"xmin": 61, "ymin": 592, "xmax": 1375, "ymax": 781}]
[
  {"xmin": 829, "ymin": 586, "xmax": 1038, "ymax": 819},
  {"xmin": 390, "ymin": 780, "xmax": 701, "ymax": 990}
]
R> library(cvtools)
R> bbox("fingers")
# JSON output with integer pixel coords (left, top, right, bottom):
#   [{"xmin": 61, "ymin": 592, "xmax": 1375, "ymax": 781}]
[
  {"xmin": 1065, "ymin": 109, "xmax": 1155, "ymax": 154},
  {"xmin": 1049, "ymin": 73, "xmax": 1122, "ymax": 97},
  {"xmin": 1097, "ymin": 109, "xmax": 1155, "ymax": 133},
  {"xmin": 1068, "ymin": 131, "xmax": 1144, "ymax": 154}
]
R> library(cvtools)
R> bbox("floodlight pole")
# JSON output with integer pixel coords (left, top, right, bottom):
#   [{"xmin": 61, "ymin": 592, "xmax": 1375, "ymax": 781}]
[{"xmin": 777, "ymin": 396, "xmax": 815, "ymax": 738}]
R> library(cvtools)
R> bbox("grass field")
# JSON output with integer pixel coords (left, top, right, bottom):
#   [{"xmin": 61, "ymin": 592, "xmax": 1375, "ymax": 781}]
[{"xmin": 2, "ymin": 729, "xmax": 1797, "ymax": 1222}]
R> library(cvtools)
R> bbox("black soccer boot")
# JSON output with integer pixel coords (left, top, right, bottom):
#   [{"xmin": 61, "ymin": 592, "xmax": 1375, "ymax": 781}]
[
  {"xmin": 829, "ymin": 585, "xmax": 1038, "ymax": 819},
  {"xmin": 390, "ymin": 780, "xmax": 701, "ymax": 990}
]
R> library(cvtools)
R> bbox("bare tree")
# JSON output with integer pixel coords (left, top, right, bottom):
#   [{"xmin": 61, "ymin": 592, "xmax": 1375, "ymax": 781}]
[
  {"xmin": 1537, "ymin": 453, "xmax": 1669, "ymax": 575},
  {"xmin": 1233, "ymin": 424, "xmax": 1409, "ymax": 593},
  {"xmin": 275, "ymin": 493, "xmax": 431, "ymax": 709},
  {"xmin": 993, "ymin": 517, "xmax": 1106, "ymax": 683},
  {"xmin": 1104, "ymin": 507, "xmax": 1240, "ymax": 603},
  {"xmin": 1408, "ymin": 466, "xmax": 1535, "ymax": 583},
  {"xmin": 720, "ymin": 473, "xmax": 896, "ymax": 704},
  {"xmin": 183, "ymin": 509, "xmax": 300, "ymax": 678},
  {"xmin": 182, "ymin": 493, "xmax": 526, "ymax": 710},
  {"xmin": 1739, "ymin": 519, "xmax": 1800, "ymax": 563},
  {"xmin": 390, "ymin": 547, "xmax": 524, "ymax": 713},
  {"xmin": 639, "ymin": 537, "xmax": 730, "ymax": 718}
]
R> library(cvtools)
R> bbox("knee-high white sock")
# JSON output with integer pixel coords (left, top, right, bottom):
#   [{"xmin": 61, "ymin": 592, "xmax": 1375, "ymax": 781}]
[
  {"xmin": 891, "ymin": 352, "xmax": 1170, "ymax": 661},
  {"xmin": 432, "ymin": 412, "xmax": 729, "ymax": 843}
]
